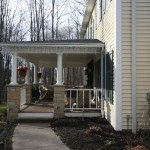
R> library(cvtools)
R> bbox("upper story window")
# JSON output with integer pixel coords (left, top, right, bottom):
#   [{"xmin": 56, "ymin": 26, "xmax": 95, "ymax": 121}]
[
  {"xmin": 103, "ymin": 0, "xmax": 111, "ymax": 13},
  {"xmin": 96, "ymin": 0, "xmax": 102, "ymax": 27},
  {"xmin": 90, "ymin": 17, "xmax": 94, "ymax": 39}
]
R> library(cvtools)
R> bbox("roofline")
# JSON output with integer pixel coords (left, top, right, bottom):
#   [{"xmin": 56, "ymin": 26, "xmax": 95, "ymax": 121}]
[
  {"xmin": 80, "ymin": 0, "xmax": 96, "ymax": 38},
  {"xmin": 0, "ymin": 43, "xmax": 104, "ymax": 48},
  {"xmin": 0, "ymin": 39, "xmax": 104, "ymax": 48}
]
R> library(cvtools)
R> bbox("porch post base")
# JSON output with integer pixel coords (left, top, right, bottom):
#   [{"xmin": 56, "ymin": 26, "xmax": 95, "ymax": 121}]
[
  {"xmin": 54, "ymin": 85, "xmax": 65, "ymax": 119},
  {"xmin": 7, "ymin": 85, "xmax": 21, "ymax": 121}
]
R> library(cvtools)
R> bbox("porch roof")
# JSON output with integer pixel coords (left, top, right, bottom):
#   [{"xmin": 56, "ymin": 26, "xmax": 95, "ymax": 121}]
[{"xmin": 0, "ymin": 39, "xmax": 104, "ymax": 67}]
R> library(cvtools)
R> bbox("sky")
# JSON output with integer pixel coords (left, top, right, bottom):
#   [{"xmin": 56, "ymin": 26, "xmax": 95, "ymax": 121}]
[{"xmin": 8, "ymin": 0, "xmax": 86, "ymax": 40}]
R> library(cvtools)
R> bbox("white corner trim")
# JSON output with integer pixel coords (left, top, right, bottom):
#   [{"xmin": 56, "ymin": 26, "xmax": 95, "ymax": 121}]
[
  {"xmin": 132, "ymin": 0, "xmax": 136, "ymax": 134},
  {"xmin": 114, "ymin": 0, "xmax": 122, "ymax": 131}
]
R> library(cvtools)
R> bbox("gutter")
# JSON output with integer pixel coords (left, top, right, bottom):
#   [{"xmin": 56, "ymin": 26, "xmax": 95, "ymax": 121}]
[
  {"xmin": 80, "ymin": 0, "xmax": 96, "ymax": 38},
  {"xmin": 132, "ymin": 0, "xmax": 136, "ymax": 133}
]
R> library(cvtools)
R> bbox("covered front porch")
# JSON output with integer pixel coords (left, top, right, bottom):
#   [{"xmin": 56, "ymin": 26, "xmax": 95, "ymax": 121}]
[{"xmin": 0, "ymin": 39, "xmax": 105, "ymax": 121}]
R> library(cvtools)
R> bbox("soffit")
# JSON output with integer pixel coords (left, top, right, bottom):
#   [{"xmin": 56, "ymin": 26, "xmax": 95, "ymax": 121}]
[{"xmin": 0, "ymin": 39, "xmax": 104, "ymax": 67}]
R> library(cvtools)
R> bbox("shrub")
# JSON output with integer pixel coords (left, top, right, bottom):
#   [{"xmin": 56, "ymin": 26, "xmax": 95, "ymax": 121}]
[
  {"xmin": 128, "ymin": 145, "xmax": 148, "ymax": 150},
  {"xmin": 85, "ymin": 126, "xmax": 102, "ymax": 135}
]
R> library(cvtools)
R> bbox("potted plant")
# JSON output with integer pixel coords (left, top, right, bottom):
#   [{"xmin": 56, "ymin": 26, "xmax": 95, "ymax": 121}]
[
  {"xmin": 37, "ymin": 72, "xmax": 42, "ymax": 78},
  {"xmin": 17, "ymin": 66, "xmax": 28, "ymax": 77}
]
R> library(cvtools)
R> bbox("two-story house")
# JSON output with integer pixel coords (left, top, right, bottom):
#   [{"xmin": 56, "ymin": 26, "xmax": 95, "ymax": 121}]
[{"xmin": 81, "ymin": 0, "xmax": 150, "ymax": 133}]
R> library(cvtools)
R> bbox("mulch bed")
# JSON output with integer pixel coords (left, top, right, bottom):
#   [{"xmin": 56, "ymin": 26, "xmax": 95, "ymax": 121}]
[
  {"xmin": 50, "ymin": 117, "xmax": 150, "ymax": 150},
  {"xmin": 0, "ymin": 122, "xmax": 17, "ymax": 150}
]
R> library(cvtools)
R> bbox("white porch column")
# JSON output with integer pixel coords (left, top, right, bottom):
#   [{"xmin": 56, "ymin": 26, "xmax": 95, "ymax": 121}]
[
  {"xmin": 39, "ymin": 67, "xmax": 44, "ymax": 84},
  {"xmin": 33, "ymin": 65, "xmax": 37, "ymax": 84},
  {"xmin": 25, "ymin": 61, "xmax": 30, "ymax": 84},
  {"xmin": 56, "ymin": 53, "xmax": 63, "ymax": 85},
  {"xmin": 10, "ymin": 53, "xmax": 18, "ymax": 85}
]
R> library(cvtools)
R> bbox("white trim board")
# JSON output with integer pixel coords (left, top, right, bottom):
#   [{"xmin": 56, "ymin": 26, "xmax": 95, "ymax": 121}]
[
  {"xmin": 132, "ymin": 0, "xmax": 136, "ymax": 134},
  {"xmin": 114, "ymin": 0, "xmax": 122, "ymax": 131}
]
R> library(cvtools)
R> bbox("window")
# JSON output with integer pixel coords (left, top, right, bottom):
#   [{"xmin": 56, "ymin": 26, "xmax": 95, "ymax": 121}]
[
  {"xmin": 105, "ymin": 0, "xmax": 111, "ymax": 10},
  {"xmin": 96, "ymin": 0, "xmax": 102, "ymax": 27},
  {"xmin": 103, "ymin": 0, "xmax": 111, "ymax": 13},
  {"xmin": 102, "ymin": 50, "xmax": 114, "ymax": 104},
  {"xmin": 90, "ymin": 17, "xmax": 94, "ymax": 39},
  {"xmin": 95, "ymin": 59, "xmax": 101, "ymax": 88}
]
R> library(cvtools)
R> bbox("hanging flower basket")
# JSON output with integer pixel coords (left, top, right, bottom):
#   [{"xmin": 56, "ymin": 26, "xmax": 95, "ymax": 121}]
[
  {"xmin": 37, "ymin": 72, "xmax": 42, "ymax": 78},
  {"xmin": 17, "ymin": 66, "xmax": 28, "ymax": 77}
]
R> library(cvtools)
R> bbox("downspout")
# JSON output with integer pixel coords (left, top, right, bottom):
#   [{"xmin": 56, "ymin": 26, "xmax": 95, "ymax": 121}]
[{"xmin": 132, "ymin": 0, "xmax": 136, "ymax": 133}]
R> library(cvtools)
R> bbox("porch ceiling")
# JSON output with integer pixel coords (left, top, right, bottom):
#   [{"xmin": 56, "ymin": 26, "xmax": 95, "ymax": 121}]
[{"xmin": 0, "ymin": 39, "xmax": 104, "ymax": 67}]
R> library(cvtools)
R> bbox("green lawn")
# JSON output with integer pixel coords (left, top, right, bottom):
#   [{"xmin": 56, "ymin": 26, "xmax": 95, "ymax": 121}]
[{"xmin": 0, "ymin": 104, "xmax": 7, "ymax": 116}]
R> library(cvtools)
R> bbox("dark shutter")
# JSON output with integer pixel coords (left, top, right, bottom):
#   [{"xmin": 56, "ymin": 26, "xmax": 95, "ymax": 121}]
[
  {"xmin": 95, "ymin": 59, "xmax": 101, "ymax": 88},
  {"xmin": 106, "ymin": 50, "xmax": 114, "ymax": 104},
  {"xmin": 103, "ymin": 55, "xmax": 105, "ymax": 99}
]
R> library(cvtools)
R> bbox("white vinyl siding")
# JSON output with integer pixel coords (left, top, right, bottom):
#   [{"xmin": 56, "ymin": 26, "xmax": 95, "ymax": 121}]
[
  {"xmin": 122, "ymin": 0, "xmax": 150, "ymax": 130},
  {"xmin": 122, "ymin": 0, "xmax": 132, "ymax": 130},
  {"xmin": 95, "ymin": 0, "xmax": 115, "ymax": 128},
  {"xmin": 136, "ymin": 0, "xmax": 150, "ymax": 129}
]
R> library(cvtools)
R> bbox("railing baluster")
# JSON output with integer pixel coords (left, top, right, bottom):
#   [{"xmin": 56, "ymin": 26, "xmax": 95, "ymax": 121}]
[
  {"xmin": 97, "ymin": 90, "xmax": 99, "ymax": 108},
  {"xmin": 96, "ymin": 89, "xmax": 98, "ymax": 109},
  {"xmin": 83, "ymin": 90, "xmax": 84, "ymax": 109},
  {"xmin": 76, "ymin": 90, "xmax": 78, "ymax": 108},
  {"xmin": 89, "ymin": 90, "xmax": 91, "ymax": 108},
  {"xmin": 101, "ymin": 89, "xmax": 104, "ymax": 118},
  {"xmin": 70, "ymin": 90, "xmax": 71, "ymax": 109}
]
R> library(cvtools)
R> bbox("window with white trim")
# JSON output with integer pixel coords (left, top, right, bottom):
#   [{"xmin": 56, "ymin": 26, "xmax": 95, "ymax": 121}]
[
  {"xmin": 102, "ymin": 50, "xmax": 114, "ymax": 104},
  {"xmin": 103, "ymin": 0, "xmax": 111, "ymax": 13},
  {"xmin": 96, "ymin": 0, "xmax": 102, "ymax": 27},
  {"xmin": 90, "ymin": 17, "xmax": 94, "ymax": 39}
]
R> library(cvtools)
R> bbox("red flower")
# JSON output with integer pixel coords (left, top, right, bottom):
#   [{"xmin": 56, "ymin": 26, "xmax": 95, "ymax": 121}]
[
  {"xmin": 17, "ymin": 66, "xmax": 29, "ymax": 72},
  {"xmin": 25, "ymin": 66, "xmax": 28, "ymax": 71}
]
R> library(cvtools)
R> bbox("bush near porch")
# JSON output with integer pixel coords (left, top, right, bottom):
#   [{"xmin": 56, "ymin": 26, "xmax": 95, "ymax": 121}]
[
  {"xmin": 50, "ymin": 118, "xmax": 150, "ymax": 150},
  {"xmin": 0, "ymin": 105, "xmax": 7, "ymax": 121}
]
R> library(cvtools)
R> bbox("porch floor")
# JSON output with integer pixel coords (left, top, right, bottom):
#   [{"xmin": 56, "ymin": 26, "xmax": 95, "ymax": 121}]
[{"xmin": 20, "ymin": 99, "xmax": 54, "ymax": 113}]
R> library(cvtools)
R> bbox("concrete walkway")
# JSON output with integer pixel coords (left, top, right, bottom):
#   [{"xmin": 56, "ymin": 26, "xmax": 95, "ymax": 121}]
[{"xmin": 13, "ymin": 123, "xmax": 70, "ymax": 150}]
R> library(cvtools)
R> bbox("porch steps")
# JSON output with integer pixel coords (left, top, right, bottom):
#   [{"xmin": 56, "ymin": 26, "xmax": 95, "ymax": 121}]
[
  {"xmin": 64, "ymin": 112, "xmax": 101, "ymax": 117},
  {"xmin": 17, "ymin": 112, "xmax": 54, "ymax": 120},
  {"xmin": 17, "ymin": 112, "xmax": 101, "ymax": 121}
]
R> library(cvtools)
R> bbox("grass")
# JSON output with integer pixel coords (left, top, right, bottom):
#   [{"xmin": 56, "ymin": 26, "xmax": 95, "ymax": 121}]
[{"xmin": 0, "ymin": 105, "xmax": 7, "ymax": 116}]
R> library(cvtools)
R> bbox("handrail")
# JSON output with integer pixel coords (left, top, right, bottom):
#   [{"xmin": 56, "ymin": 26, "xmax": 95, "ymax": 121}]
[{"xmin": 65, "ymin": 88, "xmax": 102, "ymax": 111}]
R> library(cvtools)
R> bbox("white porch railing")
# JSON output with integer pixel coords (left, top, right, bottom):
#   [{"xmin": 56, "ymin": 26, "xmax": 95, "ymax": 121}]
[{"xmin": 65, "ymin": 89, "xmax": 103, "ymax": 112}]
